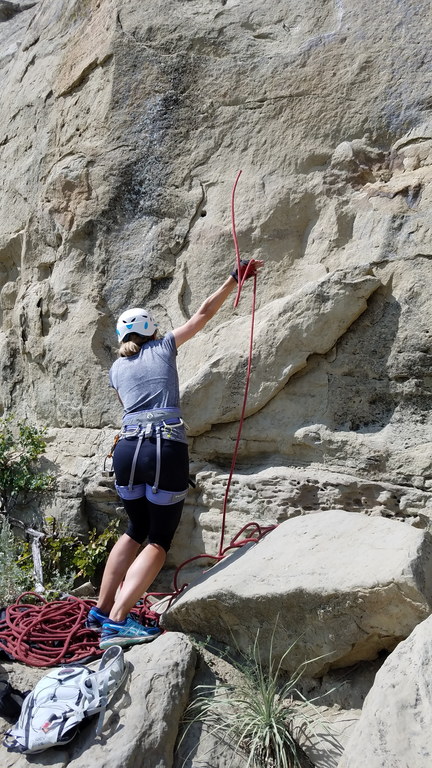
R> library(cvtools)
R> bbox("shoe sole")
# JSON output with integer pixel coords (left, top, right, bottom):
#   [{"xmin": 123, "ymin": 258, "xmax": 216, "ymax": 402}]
[{"xmin": 99, "ymin": 632, "xmax": 161, "ymax": 650}]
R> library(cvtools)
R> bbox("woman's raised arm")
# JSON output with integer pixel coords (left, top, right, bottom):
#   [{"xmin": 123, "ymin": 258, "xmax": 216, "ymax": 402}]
[{"xmin": 173, "ymin": 260, "xmax": 263, "ymax": 348}]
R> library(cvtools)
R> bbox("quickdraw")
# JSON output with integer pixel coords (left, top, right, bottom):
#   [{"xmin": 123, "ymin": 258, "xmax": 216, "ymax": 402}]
[{"xmin": 102, "ymin": 433, "xmax": 119, "ymax": 477}]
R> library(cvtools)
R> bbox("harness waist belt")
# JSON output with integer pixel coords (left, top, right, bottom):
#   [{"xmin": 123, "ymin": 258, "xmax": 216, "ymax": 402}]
[
  {"xmin": 122, "ymin": 407, "xmax": 183, "ymax": 427},
  {"xmin": 115, "ymin": 482, "xmax": 188, "ymax": 506}
]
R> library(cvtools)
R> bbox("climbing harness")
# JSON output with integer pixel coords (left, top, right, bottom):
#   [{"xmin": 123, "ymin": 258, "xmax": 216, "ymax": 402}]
[
  {"xmin": 3, "ymin": 644, "xmax": 128, "ymax": 754},
  {"xmin": 114, "ymin": 407, "xmax": 189, "ymax": 505}
]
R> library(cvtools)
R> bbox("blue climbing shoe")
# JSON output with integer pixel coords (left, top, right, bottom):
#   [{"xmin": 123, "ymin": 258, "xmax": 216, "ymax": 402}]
[
  {"xmin": 86, "ymin": 606, "xmax": 109, "ymax": 633},
  {"xmin": 100, "ymin": 616, "xmax": 161, "ymax": 649}
]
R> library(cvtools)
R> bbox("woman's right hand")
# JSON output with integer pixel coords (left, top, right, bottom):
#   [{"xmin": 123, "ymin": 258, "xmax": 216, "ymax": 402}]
[{"xmin": 231, "ymin": 259, "xmax": 263, "ymax": 283}]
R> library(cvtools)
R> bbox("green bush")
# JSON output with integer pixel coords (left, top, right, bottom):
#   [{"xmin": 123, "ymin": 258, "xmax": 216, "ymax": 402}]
[
  {"xmin": 73, "ymin": 520, "xmax": 121, "ymax": 583},
  {"xmin": 0, "ymin": 516, "xmax": 32, "ymax": 605},
  {"xmin": 0, "ymin": 415, "xmax": 120, "ymax": 598},
  {"xmin": 0, "ymin": 416, "xmax": 55, "ymax": 514},
  {"xmin": 18, "ymin": 517, "xmax": 120, "ymax": 595}
]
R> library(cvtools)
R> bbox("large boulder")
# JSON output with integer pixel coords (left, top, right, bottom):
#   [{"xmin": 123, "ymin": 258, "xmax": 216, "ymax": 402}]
[
  {"xmin": 162, "ymin": 510, "xmax": 432, "ymax": 677},
  {"xmin": 338, "ymin": 614, "xmax": 432, "ymax": 768},
  {"xmin": 0, "ymin": 632, "xmax": 197, "ymax": 768}
]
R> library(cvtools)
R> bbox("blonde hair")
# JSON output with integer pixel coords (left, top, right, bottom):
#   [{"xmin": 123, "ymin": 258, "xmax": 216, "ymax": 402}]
[{"xmin": 118, "ymin": 331, "xmax": 156, "ymax": 357}]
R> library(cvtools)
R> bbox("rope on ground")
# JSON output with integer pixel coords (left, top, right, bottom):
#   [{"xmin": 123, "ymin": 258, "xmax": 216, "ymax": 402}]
[{"xmin": 0, "ymin": 592, "xmax": 103, "ymax": 667}]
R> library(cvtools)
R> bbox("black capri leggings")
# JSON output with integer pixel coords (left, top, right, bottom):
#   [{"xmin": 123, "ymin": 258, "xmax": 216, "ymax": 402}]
[{"xmin": 112, "ymin": 436, "xmax": 189, "ymax": 552}]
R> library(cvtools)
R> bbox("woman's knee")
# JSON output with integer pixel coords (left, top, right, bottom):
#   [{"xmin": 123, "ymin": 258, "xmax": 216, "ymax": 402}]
[
  {"xmin": 147, "ymin": 542, "xmax": 166, "ymax": 556},
  {"xmin": 147, "ymin": 536, "xmax": 172, "ymax": 554}
]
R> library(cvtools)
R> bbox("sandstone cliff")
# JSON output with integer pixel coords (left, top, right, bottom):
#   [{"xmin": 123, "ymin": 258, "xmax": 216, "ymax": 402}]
[
  {"xmin": 0, "ymin": 0, "xmax": 432, "ymax": 561},
  {"xmin": 1, "ymin": 0, "xmax": 431, "ymax": 566},
  {"xmin": 1, "ymin": 1, "xmax": 432, "ymax": 765}
]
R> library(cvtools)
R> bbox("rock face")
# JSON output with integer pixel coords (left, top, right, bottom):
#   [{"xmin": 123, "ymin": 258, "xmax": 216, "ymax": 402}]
[
  {"xmin": 338, "ymin": 614, "xmax": 432, "ymax": 768},
  {"xmin": 1, "ymin": 4, "xmax": 432, "ymax": 765},
  {"xmin": 181, "ymin": 267, "xmax": 380, "ymax": 434},
  {"xmin": 0, "ymin": 0, "xmax": 431, "ymax": 554},
  {"xmin": 162, "ymin": 510, "xmax": 432, "ymax": 677}
]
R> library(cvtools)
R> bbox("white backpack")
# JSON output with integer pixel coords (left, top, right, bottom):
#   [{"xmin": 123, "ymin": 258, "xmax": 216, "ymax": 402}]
[{"xmin": 3, "ymin": 645, "xmax": 128, "ymax": 754}]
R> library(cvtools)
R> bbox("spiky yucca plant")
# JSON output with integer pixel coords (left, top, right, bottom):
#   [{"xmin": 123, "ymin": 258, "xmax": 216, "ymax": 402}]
[{"xmin": 182, "ymin": 630, "xmax": 328, "ymax": 768}]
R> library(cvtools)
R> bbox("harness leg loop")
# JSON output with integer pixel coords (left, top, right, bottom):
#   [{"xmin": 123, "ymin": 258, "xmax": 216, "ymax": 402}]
[
  {"xmin": 152, "ymin": 427, "xmax": 162, "ymax": 494},
  {"xmin": 128, "ymin": 433, "xmax": 144, "ymax": 492}
]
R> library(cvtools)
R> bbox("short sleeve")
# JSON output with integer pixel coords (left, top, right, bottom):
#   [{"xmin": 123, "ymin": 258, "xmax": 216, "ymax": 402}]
[
  {"xmin": 109, "ymin": 363, "xmax": 117, "ymax": 389},
  {"xmin": 162, "ymin": 331, "xmax": 177, "ymax": 356}
]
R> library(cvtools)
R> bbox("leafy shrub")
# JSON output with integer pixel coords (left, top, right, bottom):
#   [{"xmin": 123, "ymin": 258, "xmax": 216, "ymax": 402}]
[
  {"xmin": 18, "ymin": 517, "xmax": 120, "ymax": 595},
  {"xmin": 73, "ymin": 521, "xmax": 121, "ymax": 583},
  {"xmin": 0, "ymin": 416, "xmax": 55, "ymax": 514},
  {"xmin": 0, "ymin": 416, "xmax": 119, "ymax": 596},
  {"xmin": 0, "ymin": 516, "xmax": 32, "ymax": 605}
]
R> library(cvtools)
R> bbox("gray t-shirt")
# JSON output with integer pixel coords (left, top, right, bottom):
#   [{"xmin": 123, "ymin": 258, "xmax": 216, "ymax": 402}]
[{"xmin": 109, "ymin": 332, "xmax": 180, "ymax": 415}]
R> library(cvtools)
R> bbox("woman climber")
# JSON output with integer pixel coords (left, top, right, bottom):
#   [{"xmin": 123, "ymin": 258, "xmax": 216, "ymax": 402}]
[{"xmin": 87, "ymin": 259, "xmax": 262, "ymax": 649}]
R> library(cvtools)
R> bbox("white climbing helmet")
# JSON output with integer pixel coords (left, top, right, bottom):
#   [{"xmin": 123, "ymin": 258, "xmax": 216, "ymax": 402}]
[{"xmin": 116, "ymin": 307, "xmax": 158, "ymax": 342}]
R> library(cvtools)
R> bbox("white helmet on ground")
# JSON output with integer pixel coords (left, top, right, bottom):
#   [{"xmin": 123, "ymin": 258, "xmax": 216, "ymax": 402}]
[{"xmin": 116, "ymin": 307, "xmax": 158, "ymax": 342}]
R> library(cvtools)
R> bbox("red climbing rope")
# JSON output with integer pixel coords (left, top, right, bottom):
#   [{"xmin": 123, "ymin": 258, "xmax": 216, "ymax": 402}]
[
  {"xmin": 218, "ymin": 260, "xmax": 258, "ymax": 557},
  {"xmin": 0, "ymin": 592, "xmax": 103, "ymax": 667},
  {"xmin": 232, "ymin": 169, "xmax": 243, "ymax": 310},
  {"xmin": 217, "ymin": 174, "xmax": 275, "ymax": 557},
  {"xmin": 146, "ymin": 172, "xmax": 275, "ymax": 605}
]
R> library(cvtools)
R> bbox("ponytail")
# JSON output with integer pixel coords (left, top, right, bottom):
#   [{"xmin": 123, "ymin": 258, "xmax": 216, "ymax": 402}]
[{"xmin": 118, "ymin": 332, "xmax": 156, "ymax": 357}]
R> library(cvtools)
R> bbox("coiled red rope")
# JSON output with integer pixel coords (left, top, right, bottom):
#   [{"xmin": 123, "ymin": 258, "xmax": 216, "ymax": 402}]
[{"xmin": 0, "ymin": 593, "xmax": 103, "ymax": 667}]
